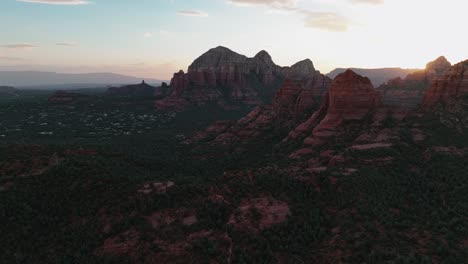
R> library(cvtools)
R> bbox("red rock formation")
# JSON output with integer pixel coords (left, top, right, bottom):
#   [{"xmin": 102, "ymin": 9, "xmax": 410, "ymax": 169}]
[
  {"xmin": 189, "ymin": 74, "xmax": 330, "ymax": 144},
  {"xmin": 288, "ymin": 69, "xmax": 381, "ymax": 144},
  {"xmin": 422, "ymin": 60, "xmax": 468, "ymax": 109},
  {"xmin": 169, "ymin": 70, "xmax": 189, "ymax": 96},
  {"xmin": 273, "ymin": 79, "xmax": 313, "ymax": 119},
  {"xmin": 377, "ymin": 56, "xmax": 452, "ymax": 108},
  {"xmin": 155, "ymin": 46, "xmax": 329, "ymax": 111}
]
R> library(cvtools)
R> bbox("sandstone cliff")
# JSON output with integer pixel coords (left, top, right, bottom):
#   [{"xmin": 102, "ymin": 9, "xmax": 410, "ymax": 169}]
[
  {"xmin": 422, "ymin": 60, "xmax": 468, "ymax": 109},
  {"xmin": 288, "ymin": 69, "xmax": 381, "ymax": 144},
  {"xmin": 377, "ymin": 56, "xmax": 451, "ymax": 108},
  {"xmin": 155, "ymin": 46, "xmax": 329, "ymax": 111}
]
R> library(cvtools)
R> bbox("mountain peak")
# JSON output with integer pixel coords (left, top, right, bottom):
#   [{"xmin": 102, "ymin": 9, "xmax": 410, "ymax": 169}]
[
  {"xmin": 189, "ymin": 46, "xmax": 247, "ymax": 70},
  {"xmin": 287, "ymin": 59, "xmax": 315, "ymax": 78},
  {"xmin": 292, "ymin": 59, "xmax": 315, "ymax": 72},
  {"xmin": 254, "ymin": 50, "xmax": 274, "ymax": 65},
  {"xmin": 426, "ymin": 56, "xmax": 451, "ymax": 75},
  {"xmin": 211, "ymin": 46, "xmax": 233, "ymax": 52},
  {"xmin": 334, "ymin": 69, "xmax": 373, "ymax": 87}
]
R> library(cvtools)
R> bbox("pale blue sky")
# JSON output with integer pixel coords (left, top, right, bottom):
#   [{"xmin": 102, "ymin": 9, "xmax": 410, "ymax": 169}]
[{"xmin": 0, "ymin": 0, "xmax": 466, "ymax": 79}]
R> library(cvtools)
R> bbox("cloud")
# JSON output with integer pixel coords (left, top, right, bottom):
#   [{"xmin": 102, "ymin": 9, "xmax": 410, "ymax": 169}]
[
  {"xmin": 0, "ymin": 56, "xmax": 26, "ymax": 61},
  {"xmin": 129, "ymin": 62, "xmax": 146, "ymax": 66},
  {"xmin": 302, "ymin": 11, "xmax": 350, "ymax": 32},
  {"xmin": 228, "ymin": 0, "xmax": 352, "ymax": 32},
  {"xmin": 177, "ymin": 10, "xmax": 209, "ymax": 17},
  {"xmin": 16, "ymin": 0, "xmax": 90, "ymax": 4},
  {"xmin": 143, "ymin": 32, "xmax": 154, "ymax": 38},
  {"xmin": 0, "ymin": 43, "xmax": 37, "ymax": 49},
  {"xmin": 229, "ymin": 0, "xmax": 297, "ymax": 9},
  {"xmin": 56, "ymin": 42, "xmax": 77, "ymax": 46},
  {"xmin": 350, "ymin": 0, "xmax": 384, "ymax": 4}
]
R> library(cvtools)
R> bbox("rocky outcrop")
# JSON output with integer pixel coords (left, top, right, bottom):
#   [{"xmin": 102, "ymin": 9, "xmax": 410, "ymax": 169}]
[
  {"xmin": 191, "ymin": 70, "xmax": 380, "ymax": 148},
  {"xmin": 189, "ymin": 74, "xmax": 331, "ymax": 144},
  {"xmin": 288, "ymin": 70, "xmax": 381, "ymax": 144},
  {"xmin": 272, "ymin": 79, "xmax": 321, "ymax": 121},
  {"xmin": 422, "ymin": 60, "xmax": 468, "ymax": 109},
  {"xmin": 327, "ymin": 68, "xmax": 420, "ymax": 87},
  {"xmin": 107, "ymin": 80, "xmax": 160, "ymax": 97},
  {"xmin": 377, "ymin": 56, "xmax": 452, "ymax": 108},
  {"xmin": 155, "ymin": 46, "xmax": 329, "ymax": 111}
]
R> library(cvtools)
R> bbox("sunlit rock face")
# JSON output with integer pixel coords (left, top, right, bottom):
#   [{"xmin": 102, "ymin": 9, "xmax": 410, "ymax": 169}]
[
  {"xmin": 377, "ymin": 56, "xmax": 452, "ymax": 108},
  {"xmin": 422, "ymin": 59, "xmax": 468, "ymax": 109}
]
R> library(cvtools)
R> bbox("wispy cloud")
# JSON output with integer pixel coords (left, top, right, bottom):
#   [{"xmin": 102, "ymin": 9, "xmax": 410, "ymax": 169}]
[
  {"xmin": 56, "ymin": 42, "xmax": 77, "ymax": 46},
  {"xmin": 177, "ymin": 10, "xmax": 209, "ymax": 17},
  {"xmin": 16, "ymin": 0, "xmax": 90, "ymax": 4},
  {"xmin": 228, "ymin": 0, "xmax": 351, "ymax": 32},
  {"xmin": 143, "ymin": 32, "xmax": 154, "ymax": 38},
  {"xmin": 350, "ymin": 0, "xmax": 384, "ymax": 4},
  {"xmin": 129, "ymin": 62, "xmax": 146, "ymax": 66},
  {"xmin": 302, "ymin": 11, "xmax": 350, "ymax": 32},
  {"xmin": 229, "ymin": 0, "xmax": 297, "ymax": 9},
  {"xmin": 0, "ymin": 43, "xmax": 37, "ymax": 50}
]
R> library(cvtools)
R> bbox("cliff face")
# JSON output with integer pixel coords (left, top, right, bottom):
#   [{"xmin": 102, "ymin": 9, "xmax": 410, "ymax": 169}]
[
  {"xmin": 377, "ymin": 56, "xmax": 452, "ymax": 108},
  {"xmin": 422, "ymin": 60, "xmax": 468, "ymax": 109},
  {"xmin": 288, "ymin": 69, "xmax": 382, "ymax": 144},
  {"xmin": 190, "ymin": 70, "xmax": 382, "ymax": 148},
  {"xmin": 155, "ymin": 46, "xmax": 330, "ymax": 111},
  {"xmin": 188, "ymin": 74, "xmax": 331, "ymax": 145}
]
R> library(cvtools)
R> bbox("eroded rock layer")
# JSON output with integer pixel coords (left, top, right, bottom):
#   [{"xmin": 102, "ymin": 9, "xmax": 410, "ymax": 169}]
[
  {"xmin": 422, "ymin": 60, "xmax": 468, "ymax": 109},
  {"xmin": 377, "ymin": 56, "xmax": 451, "ymax": 108},
  {"xmin": 155, "ymin": 46, "xmax": 330, "ymax": 111}
]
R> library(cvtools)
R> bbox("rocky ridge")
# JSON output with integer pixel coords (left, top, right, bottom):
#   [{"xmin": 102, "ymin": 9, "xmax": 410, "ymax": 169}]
[
  {"xmin": 377, "ymin": 56, "xmax": 452, "ymax": 108},
  {"xmin": 155, "ymin": 46, "xmax": 330, "ymax": 111},
  {"xmin": 287, "ymin": 69, "xmax": 382, "ymax": 145},
  {"xmin": 422, "ymin": 59, "xmax": 468, "ymax": 109}
]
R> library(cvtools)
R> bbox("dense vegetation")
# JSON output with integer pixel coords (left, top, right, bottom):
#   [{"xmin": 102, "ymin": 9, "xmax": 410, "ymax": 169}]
[{"xmin": 1, "ymin": 91, "xmax": 467, "ymax": 263}]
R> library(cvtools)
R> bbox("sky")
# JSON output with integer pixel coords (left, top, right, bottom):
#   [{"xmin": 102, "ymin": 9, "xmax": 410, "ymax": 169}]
[{"xmin": 0, "ymin": 0, "xmax": 466, "ymax": 80}]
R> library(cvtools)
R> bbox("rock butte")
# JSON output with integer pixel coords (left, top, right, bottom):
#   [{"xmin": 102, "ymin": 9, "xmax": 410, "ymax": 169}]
[
  {"xmin": 155, "ymin": 46, "xmax": 330, "ymax": 111},
  {"xmin": 288, "ymin": 69, "xmax": 381, "ymax": 143},
  {"xmin": 189, "ymin": 74, "xmax": 331, "ymax": 145},
  {"xmin": 422, "ymin": 59, "xmax": 468, "ymax": 109},
  {"xmin": 377, "ymin": 56, "xmax": 452, "ymax": 109}
]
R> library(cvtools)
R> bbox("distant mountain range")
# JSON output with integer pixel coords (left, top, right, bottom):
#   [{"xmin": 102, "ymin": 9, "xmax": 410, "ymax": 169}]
[
  {"xmin": 0, "ymin": 71, "xmax": 165, "ymax": 89},
  {"xmin": 327, "ymin": 68, "xmax": 420, "ymax": 87}
]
